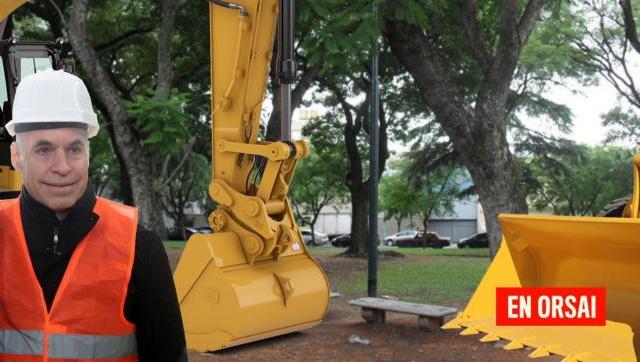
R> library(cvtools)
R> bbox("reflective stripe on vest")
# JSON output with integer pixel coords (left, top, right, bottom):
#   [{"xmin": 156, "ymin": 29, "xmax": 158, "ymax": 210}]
[
  {"xmin": 0, "ymin": 330, "xmax": 135, "ymax": 359},
  {"xmin": 48, "ymin": 333, "xmax": 137, "ymax": 359},
  {"xmin": 0, "ymin": 329, "xmax": 43, "ymax": 355}
]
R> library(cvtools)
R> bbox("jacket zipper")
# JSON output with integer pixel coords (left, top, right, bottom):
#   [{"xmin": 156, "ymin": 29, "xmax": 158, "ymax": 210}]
[{"xmin": 52, "ymin": 228, "xmax": 60, "ymax": 256}]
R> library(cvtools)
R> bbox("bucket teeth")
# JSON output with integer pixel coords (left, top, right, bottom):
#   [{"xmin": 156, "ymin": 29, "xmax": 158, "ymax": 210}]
[
  {"xmin": 459, "ymin": 327, "xmax": 480, "ymax": 335},
  {"xmin": 529, "ymin": 347, "xmax": 550, "ymax": 358},
  {"xmin": 441, "ymin": 313, "xmax": 463, "ymax": 330},
  {"xmin": 479, "ymin": 333, "xmax": 500, "ymax": 342},
  {"xmin": 441, "ymin": 320, "xmax": 461, "ymax": 330},
  {"xmin": 560, "ymin": 353, "xmax": 591, "ymax": 362},
  {"xmin": 528, "ymin": 344, "xmax": 561, "ymax": 359},
  {"xmin": 503, "ymin": 339, "xmax": 525, "ymax": 350}
]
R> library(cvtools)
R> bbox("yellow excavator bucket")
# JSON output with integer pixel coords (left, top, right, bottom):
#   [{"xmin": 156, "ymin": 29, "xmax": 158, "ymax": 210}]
[
  {"xmin": 173, "ymin": 232, "xmax": 329, "ymax": 351},
  {"xmin": 444, "ymin": 155, "xmax": 640, "ymax": 362}
]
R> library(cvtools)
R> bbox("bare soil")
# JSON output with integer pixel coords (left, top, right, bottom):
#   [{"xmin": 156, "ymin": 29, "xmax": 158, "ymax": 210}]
[{"xmin": 166, "ymin": 249, "xmax": 558, "ymax": 362}]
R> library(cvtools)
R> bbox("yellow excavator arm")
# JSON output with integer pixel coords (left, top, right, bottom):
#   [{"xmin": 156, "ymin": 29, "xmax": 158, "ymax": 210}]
[{"xmin": 172, "ymin": 0, "xmax": 329, "ymax": 352}]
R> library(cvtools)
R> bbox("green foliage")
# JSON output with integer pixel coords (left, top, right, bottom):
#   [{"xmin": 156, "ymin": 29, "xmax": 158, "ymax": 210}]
[
  {"xmin": 526, "ymin": 145, "xmax": 634, "ymax": 216},
  {"xmin": 291, "ymin": 117, "xmax": 349, "ymax": 227},
  {"xmin": 602, "ymin": 106, "xmax": 640, "ymax": 146},
  {"xmin": 379, "ymin": 172, "xmax": 416, "ymax": 225},
  {"xmin": 89, "ymin": 121, "xmax": 119, "ymax": 196},
  {"xmin": 159, "ymin": 149, "xmax": 211, "ymax": 229},
  {"xmin": 125, "ymin": 90, "xmax": 191, "ymax": 154}
]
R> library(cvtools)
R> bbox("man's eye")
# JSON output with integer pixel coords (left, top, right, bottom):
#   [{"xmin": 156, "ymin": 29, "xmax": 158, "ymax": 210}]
[
  {"xmin": 36, "ymin": 148, "xmax": 50, "ymax": 155},
  {"xmin": 68, "ymin": 147, "xmax": 82, "ymax": 154}
]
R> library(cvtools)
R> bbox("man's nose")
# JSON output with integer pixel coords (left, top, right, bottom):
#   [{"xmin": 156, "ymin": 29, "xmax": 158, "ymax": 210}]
[{"xmin": 51, "ymin": 149, "xmax": 72, "ymax": 175}]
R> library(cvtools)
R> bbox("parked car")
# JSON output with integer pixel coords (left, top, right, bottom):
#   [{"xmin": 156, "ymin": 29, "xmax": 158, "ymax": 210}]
[
  {"xmin": 185, "ymin": 226, "xmax": 213, "ymax": 239},
  {"xmin": 167, "ymin": 226, "xmax": 213, "ymax": 241},
  {"xmin": 383, "ymin": 230, "xmax": 419, "ymax": 246},
  {"xmin": 331, "ymin": 233, "xmax": 351, "ymax": 247},
  {"xmin": 397, "ymin": 231, "xmax": 451, "ymax": 248},
  {"xmin": 301, "ymin": 230, "xmax": 330, "ymax": 245},
  {"xmin": 167, "ymin": 227, "xmax": 187, "ymax": 241},
  {"xmin": 457, "ymin": 232, "xmax": 488, "ymax": 248}
]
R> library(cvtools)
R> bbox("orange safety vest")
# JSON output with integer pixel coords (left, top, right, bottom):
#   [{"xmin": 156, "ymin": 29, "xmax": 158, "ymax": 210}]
[{"xmin": 0, "ymin": 197, "xmax": 139, "ymax": 362}]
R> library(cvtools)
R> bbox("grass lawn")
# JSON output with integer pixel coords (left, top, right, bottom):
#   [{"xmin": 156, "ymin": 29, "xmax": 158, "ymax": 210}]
[
  {"xmin": 163, "ymin": 240, "xmax": 187, "ymax": 249},
  {"xmin": 164, "ymin": 241, "xmax": 490, "ymax": 304},
  {"xmin": 311, "ymin": 247, "xmax": 491, "ymax": 304},
  {"xmin": 308, "ymin": 246, "xmax": 489, "ymax": 258},
  {"xmin": 340, "ymin": 256, "xmax": 489, "ymax": 303}
]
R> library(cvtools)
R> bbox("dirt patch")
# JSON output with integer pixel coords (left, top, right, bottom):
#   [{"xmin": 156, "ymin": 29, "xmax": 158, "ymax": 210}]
[{"xmin": 166, "ymin": 248, "xmax": 559, "ymax": 361}]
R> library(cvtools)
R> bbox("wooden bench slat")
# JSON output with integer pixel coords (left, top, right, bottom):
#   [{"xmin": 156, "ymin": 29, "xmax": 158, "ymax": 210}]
[{"xmin": 349, "ymin": 297, "xmax": 457, "ymax": 318}]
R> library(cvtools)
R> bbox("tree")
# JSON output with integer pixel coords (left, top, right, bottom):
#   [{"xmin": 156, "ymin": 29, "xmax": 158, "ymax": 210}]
[
  {"xmin": 14, "ymin": 0, "xmax": 212, "ymax": 239},
  {"xmin": 379, "ymin": 172, "xmax": 416, "ymax": 232},
  {"xmin": 290, "ymin": 141, "xmax": 347, "ymax": 245},
  {"xmin": 381, "ymin": 0, "xmax": 562, "ymax": 257},
  {"xmin": 159, "ymin": 152, "xmax": 210, "ymax": 241},
  {"xmin": 527, "ymin": 145, "xmax": 634, "ymax": 216},
  {"xmin": 571, "ymin": 1, "xmax": 640, "ymax": 109},
  {"xmin": 410, "ymin": 166, "xmax": 463, "ymax": 234}
]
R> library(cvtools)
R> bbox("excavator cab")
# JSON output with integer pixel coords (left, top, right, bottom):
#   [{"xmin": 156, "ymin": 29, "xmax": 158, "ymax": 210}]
[{"xmin": 0, "ymin": 17, "xmax": 72, "ymax": 199}]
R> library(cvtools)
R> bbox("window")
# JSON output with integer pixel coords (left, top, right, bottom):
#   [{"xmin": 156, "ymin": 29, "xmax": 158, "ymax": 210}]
[
  {"xmin": 20, "ymin": 57, "xmax": 52, "ymax": 80},
  {"xmin": 0, "ymin": 58, "xmax": 7, "ymax": 111}
]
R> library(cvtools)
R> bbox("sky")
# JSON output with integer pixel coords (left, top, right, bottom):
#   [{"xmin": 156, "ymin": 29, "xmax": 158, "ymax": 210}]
[{"xmin": 523, "ymin": 79, "xmax": 628, "ymax": 147}]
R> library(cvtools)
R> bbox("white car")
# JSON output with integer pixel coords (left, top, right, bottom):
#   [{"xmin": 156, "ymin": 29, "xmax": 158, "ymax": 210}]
[
  {"xmin": 383, "ymin": 230, "xmax": 419, "ymax": 246},
  {"xmin": 301, "ymin": 230, "xmax": 330, "ymax": 245}
]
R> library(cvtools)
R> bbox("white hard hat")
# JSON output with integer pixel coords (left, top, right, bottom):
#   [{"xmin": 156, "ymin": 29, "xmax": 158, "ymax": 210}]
[{"xmin": 4, "ymin": 69, "xmax": 99, "ymax": 138}]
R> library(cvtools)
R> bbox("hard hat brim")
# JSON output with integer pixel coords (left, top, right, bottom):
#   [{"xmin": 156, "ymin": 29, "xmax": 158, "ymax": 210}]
[{"xmin": 5, "ymin": 120, "xmax": 98, "ymax": 138}]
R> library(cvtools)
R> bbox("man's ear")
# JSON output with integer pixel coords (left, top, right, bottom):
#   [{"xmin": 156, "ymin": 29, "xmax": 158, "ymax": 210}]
[{"xmin": 10, "ymin": 142, "xmax": 22, "ymax": 172}]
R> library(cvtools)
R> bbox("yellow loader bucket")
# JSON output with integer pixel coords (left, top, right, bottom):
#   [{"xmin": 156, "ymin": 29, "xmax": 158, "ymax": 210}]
[
  {"xmin": 444, "ymin": 155, "xmax": 640, "ymax": 362},
  {"xmin": 173, "ymin": 232, "xmax": 329, "ymax": 352}
]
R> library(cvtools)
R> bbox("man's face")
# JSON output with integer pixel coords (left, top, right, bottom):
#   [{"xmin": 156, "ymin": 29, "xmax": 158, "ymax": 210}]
[{"xmin": 10, "ymin": 128, "xmax": 89, "ymax": 213}]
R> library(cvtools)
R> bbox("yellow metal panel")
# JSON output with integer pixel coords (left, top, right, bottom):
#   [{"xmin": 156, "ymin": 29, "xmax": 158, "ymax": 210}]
[
  {"xmin": 0, "ymin": 0, "xmax": 26, "ymax": 22},
  {"xmin": 445, "ymin": 155, "xmax": 640, "ymax": 361},
  {"xmin": 445, "ymin": 215, "xmax": 640, "ymax": 361},
  {"xmin": 174, "ymin": 232, "xmax": 329, "ymax": 352},
  {"xmin": 210, "ymin": 0, "xmax": 278, "ymax": 192},
  {"xmin": 0, "ymin": 165, "xmax": 21, "ymax": 191}
]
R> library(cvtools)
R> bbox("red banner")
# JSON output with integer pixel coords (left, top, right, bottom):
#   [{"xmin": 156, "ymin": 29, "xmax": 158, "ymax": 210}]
[{"xmin": 496, "ymin": 287, "xmax": 606, "ymax": 326}]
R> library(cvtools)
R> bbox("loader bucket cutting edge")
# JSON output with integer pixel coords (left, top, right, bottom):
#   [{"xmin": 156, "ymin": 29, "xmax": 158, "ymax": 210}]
[
  {"xmin": 445, "ymin": 214, "xmax": 640, "ymax": 361},
  {"xmin": 173, "ymin": 232, "xmax": 330, "ymax": 352}
]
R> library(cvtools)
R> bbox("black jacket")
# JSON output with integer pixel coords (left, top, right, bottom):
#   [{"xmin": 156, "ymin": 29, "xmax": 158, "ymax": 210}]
[{"xmin": 19, "ymin": 186, "xmax": 187, "ymax": 362}]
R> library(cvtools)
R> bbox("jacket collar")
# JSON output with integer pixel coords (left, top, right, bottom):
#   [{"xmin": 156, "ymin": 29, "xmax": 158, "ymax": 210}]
[{"xmin": 20, "ymin": 184, "xmax": 98, "ymax": 225}]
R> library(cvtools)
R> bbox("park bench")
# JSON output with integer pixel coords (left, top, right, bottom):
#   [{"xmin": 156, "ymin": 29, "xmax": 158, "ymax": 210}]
[{"xmin": 349, "ymin": 297, "xmax": 458, "ymax": 332}]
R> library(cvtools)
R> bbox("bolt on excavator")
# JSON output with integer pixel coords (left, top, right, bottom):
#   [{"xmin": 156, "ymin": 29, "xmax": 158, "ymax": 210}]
[{"xmin": 0, "ymin": 0, "xmax": 330, "ymax": 353}]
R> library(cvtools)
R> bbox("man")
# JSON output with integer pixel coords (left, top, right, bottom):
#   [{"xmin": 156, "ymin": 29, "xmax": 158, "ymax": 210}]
[{"xmin": 0, "ymin": 69, "xmax": 187, "ymax": 361}]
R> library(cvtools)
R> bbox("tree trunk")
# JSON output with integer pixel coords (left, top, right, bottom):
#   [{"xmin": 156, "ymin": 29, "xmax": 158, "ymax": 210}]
[
  {"xmin": 347, "ymin": 184, "xmax": 369, "ymax": 257},
  {"xmin": 396, "ymin": 217, "xmax": 402, "ymax": 233},
  {"xmin": 383, "ymin": 1, "xmax": 546, "ymax": 258},
  {"xmin": 266, "ymin": 61, "xmax": 323, "ymax": 141},
  {"xmin": 464, "ymin": 138, "xmax": 527, "ymax": 256},
  {"xmin": 154, "ymin": 0, "xmax": 187, "ymax": 100},
  {"xmin": 68, "ymin": 0, "xmax": 167, "ymax": 239},
  {"xmin": 310, "ymin": 223, "xmax": 316, "ymax": 246}
]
